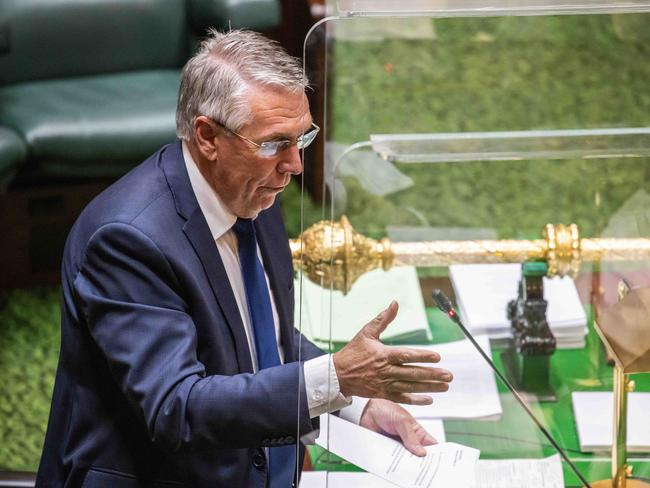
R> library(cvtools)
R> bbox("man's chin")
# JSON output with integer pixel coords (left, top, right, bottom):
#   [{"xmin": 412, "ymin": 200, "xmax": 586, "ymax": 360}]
[
  {"xmin": 239, "ymin": 194, "xmax": 278, "ymax": 219},
  {"xmin": 258, "ymin": 193, "xmax": 279, "ymax": 212}
]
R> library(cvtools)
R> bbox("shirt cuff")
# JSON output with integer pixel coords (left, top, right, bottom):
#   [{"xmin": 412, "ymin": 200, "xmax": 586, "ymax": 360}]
[
  {"xmin": 304, "ymin": 354, "xmax": 352, "ymax": 419},
  {"xmin": 339, "ymin": 396, "xmax": 370, "ymax": 425}
]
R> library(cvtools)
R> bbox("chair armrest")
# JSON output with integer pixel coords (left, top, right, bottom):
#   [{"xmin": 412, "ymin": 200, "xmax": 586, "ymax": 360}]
[
  {"xmin": 0, "ymin": 127, "xmax": 27, "ymax": 167},
  {"xmin": 0, "ymin": 127, "xmax": 27, "ymax": 189}
]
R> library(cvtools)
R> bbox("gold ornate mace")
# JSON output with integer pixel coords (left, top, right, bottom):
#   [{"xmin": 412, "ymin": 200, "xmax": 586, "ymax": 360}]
[{"xmin": 289, "ymin": 216, "xmax": 650, "ymax": 294}]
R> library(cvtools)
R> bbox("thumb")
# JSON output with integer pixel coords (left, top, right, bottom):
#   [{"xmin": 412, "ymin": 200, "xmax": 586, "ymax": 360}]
[
  {"xmin": 395, "ymin": 417, "xmax": 427, "ymax": 457},
  {"xmin": 362, "ymin": 300, "xmax": 398, "ymax": 340}
]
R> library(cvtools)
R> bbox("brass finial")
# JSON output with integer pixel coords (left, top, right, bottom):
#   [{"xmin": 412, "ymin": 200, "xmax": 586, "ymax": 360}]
[{"xmin": 289, "ymin": 215, "xmax": 393, "ymax": 294}]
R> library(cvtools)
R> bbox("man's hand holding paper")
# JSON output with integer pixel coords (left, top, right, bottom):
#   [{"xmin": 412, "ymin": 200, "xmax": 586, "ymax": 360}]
[
  {"xmin": 331, "ymin": 300, "xmax": 453, "ymax": 456},
  {"xmin": 316, "ymin": 414, "xmax": 480, "ymax": 488},
  {"xmin": 360, "ymin": 398, "xmax": 439, "ymax": 457}
]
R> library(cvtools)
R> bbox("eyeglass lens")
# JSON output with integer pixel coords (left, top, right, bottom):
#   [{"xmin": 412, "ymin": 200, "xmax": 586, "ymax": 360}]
[
  {"xmin": 258, "ymin": 126, "xmax": 319, "ymax": 157},
  {"xmin": 296, "ymin": 128, "xmax": 319, "ymax": 149}
]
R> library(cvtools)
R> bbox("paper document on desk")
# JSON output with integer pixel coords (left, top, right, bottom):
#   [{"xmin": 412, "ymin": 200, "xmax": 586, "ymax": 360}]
[
  {"xmin": 297, "ymin": 266, "xmax": 431, "ymax": 344},
  {"xmin": 473, "ymin": 454, "xmax": 564, "ymax": 487},
  {"xmin": 316, "ymin": 414, "xmax": 479, "ymax": 488},
  {"xmin": 449, "ymin": 264, "xmax": 587, "ymax": 348},
  {"xmin": 401, "ymin": 335, "xmax": 503, "ymax": 420},
  {"xmin": 299, "ymin": 455, "xmax": 563, "ymax": 488},
  {"xmin": 572, "ymin": 392, "xmax": 650, "ymax": 452},
  {"xmin": 299, "ymin": 471, "xmax": 398, "ymax": 487}
]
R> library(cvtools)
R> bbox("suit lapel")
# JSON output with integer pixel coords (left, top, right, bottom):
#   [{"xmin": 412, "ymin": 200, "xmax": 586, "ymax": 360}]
[
  {"xmin": 161, "ymin": 141, "xmax": 254, "ymax": 373},
  {"xmin": 255, "ymin": 207, "xmax": 295, "ymax": 363},
  {"xmin": 183, "ymin": 211, "xmax": 255, "ymax": 373}
]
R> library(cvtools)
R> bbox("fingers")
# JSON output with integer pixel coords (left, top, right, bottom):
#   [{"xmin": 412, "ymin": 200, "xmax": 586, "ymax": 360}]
[
  {"xmin": 358, "ymin": 399, "xmax": 436, "ymax": 457},
  {"xmin": 387, "ymin": 347, "xmax": 441, "ymax": 365},
  {"xmin": 419, "ymin": 428, "xmax": 437, "ymax": 446},
  {"xmin": 394, "ymin": 417, "xmax": 428, "ymax": 457},
  {"xmin": 387, "ymin": 380, "xmax": 450, "ymax": 395},
  {"xmin": 385, "ymin": 393, "xmax": 433, "ymax": 405},
  {"xmin": 360, "ymin": 300, "xmax": 399, "ymax": 339},
  {"xmin": 386, "ymin": 364, "xmax": 453, "ymax": 383}
]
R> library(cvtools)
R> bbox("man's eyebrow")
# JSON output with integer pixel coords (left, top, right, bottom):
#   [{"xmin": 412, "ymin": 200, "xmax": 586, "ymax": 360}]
[
  {"xmin": 258, "ymin": 122, "xmax": 314, "ymax": 142},
  {"xmin": 258, "ymin": 131, "xmax": 291, "ymax": 141}
]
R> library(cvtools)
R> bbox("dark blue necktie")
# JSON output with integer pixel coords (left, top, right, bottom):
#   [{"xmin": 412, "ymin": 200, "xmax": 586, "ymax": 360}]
[{"xmin": 232, "ymin": 218, "xmax": 295, "ymax": 488}]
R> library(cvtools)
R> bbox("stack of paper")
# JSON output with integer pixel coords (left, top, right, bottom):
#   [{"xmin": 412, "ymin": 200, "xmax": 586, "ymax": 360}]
[
  {"xmin": 400, "ymin": 335, "xmax": 503, "ymax": 420},
  {"xmin": 295, "ymin": 266, "xmax": 431, "ymax": 344},
  {"xmin": 449, "ymin": 264, "xmax": 588, "ymax": 348},
  {"xmin": 572, "ymin": 392, "xmax": 650, "ymax": 452},
  {"xmin": 471, "ymin": 455, "xmax": 564, "ymax": 488}
]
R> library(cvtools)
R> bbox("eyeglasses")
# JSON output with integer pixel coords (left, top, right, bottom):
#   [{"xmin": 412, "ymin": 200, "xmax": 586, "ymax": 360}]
[{"xmin": 216, "ymin": 121, "xmax": 320, "ymax": 158}]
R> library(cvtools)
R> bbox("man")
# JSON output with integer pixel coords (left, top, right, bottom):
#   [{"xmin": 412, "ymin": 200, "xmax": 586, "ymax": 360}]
[{"xmin": 36, "ymin": 30, "xmax": 452, "ymax": 487}]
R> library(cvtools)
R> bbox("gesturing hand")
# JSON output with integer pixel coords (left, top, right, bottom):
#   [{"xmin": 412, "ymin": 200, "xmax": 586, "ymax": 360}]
[
  {"xmin": 360, "ymin": 398, "xmax": 437, "ymax": 457},
  {"xmin": 332, "ymin": 301, "xmax": 452, "ymax": 405}
]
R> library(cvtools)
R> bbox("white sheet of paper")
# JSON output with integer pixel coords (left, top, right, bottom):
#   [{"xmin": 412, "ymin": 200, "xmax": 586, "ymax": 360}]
[
  {"xmin": 299, "ymin": 471, "xmax": 398, "ymax": 488},
  {"xmin": 572, "ymin": 392, "xmax": 650, "ymax": 452},
  {"xmin": 472, "ymin": 454, "xmax": 564, "ymax": 488},
  {"xmin": 299, "ymin": 455, "xmax": 564, "ymax": 488},
  {"xmin": 401, "ymin": 335, "xmax": 503, "ymax": 420},
  {"xmin": 296, "ymin": 266, "xmax": 431, "ymax": 343},
  {"xmin": 316, "ymin": 414, "xmax": 479, "ymax": 488}
]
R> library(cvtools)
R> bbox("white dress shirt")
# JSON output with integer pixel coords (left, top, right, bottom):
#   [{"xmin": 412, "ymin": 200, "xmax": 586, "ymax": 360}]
[{"xmin": 182, "ymin": 142, "xmax": 367, "ymax": 421}]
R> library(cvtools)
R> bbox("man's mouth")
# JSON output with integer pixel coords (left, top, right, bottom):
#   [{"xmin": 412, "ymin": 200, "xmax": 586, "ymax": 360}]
[{"xmin": 261, "ymin": 183, "xmax": 288, "ymax": 192}]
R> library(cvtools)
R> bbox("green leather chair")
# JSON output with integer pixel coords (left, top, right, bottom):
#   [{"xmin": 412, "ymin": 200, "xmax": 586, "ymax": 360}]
[
  {"xmin": 0, "ymin": 126, "xmax": 26, "ymax": 190},
  {"xmin": 0, "ymin": 0, "xmax": 281, "ymax": 184}
]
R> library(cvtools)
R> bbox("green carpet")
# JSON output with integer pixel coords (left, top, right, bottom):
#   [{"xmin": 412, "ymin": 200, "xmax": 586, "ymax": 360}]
[{"xmin": 0, "ymin": 288, "xmax": 60, "ymax": 471}]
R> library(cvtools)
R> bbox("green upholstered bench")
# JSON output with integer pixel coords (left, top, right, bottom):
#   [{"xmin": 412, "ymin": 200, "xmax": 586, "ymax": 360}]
[
  {"xmin": 0, "ymin": 71, "xmax": 181, "ymax": 180},
  {"xmin": 0, "ymin": 0, "xmax": 281, "ymax": 184},
  {"xmin": 0, "ymin": 127, "xmax": 25, "ymax": 190},
  {"xmin": 0, "ymin": 0, "xmax": 281, "ymax": 290}
]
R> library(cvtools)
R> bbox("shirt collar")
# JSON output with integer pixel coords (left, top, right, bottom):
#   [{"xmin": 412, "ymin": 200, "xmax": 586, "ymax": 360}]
[{"xmin": 182, "ymin": 140, "xmax": 237, "ymax": 240}]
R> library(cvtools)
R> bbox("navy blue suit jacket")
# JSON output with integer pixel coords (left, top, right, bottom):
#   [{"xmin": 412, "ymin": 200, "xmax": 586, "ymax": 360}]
[{"xmin": 36, "ymin": 141, "xmax": 323, "ymax": 488}]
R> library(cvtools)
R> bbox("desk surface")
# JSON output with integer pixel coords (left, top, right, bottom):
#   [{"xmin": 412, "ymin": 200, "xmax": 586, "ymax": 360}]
[{"xmin": 308, "ymin": 305, "xmax": 650, "ymax": 487}]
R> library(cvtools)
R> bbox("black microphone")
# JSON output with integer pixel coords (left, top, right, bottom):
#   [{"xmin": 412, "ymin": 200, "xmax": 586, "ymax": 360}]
[
  {"xmin": 430, "ymin": 289, "xmax": 590, "ymax": 487},
  {"xmin": 432, "ymin": 289, "xmax": 458, "ymax": 322}
]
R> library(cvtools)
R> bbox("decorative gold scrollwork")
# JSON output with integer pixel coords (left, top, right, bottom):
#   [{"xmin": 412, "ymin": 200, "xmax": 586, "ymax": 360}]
[{"xmin": 290, "ymin": 217, "xmax": 650, "ymax": 293}]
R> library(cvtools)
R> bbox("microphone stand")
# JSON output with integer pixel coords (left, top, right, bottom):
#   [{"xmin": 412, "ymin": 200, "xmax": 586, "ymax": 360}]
[{"xmin": 432, "ymin": 289, "xmax": 591, "ymax": 488}]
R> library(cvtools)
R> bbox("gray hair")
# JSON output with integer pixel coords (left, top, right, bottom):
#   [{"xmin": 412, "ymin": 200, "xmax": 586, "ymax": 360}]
[{"xmin": 176, "ymin": 29, "xmax": 309, "ymax": 141}]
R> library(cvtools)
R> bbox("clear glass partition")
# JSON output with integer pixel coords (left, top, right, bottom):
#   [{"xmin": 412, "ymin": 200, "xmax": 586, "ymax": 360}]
[
  {"xmin": 334, "ymin": 0, "xmax": 650, "ymax": 16},
  {"xmin": 296, "ymin": 4, "xmax": 650, "ymax": 487}
]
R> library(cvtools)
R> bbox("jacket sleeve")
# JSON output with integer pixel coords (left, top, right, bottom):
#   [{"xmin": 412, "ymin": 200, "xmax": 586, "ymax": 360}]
[
  {"xmin": 74, "ymin": 222, "xmax": 315, "ymax": 452},
  {"xmin": 292, "ymin": 328, "xmax": 325, "ymax": 361}
]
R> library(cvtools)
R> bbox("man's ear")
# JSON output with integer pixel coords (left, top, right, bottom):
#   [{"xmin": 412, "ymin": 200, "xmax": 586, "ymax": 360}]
[{"xmin": 193, "ymin": 116, "xmax": 220, "ymax": 161}]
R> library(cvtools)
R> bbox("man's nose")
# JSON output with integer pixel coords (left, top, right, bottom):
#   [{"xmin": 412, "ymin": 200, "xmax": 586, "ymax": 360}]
[{"xmin": 278, "ymin": 144, "xmax": 303, "ymax": 175}]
